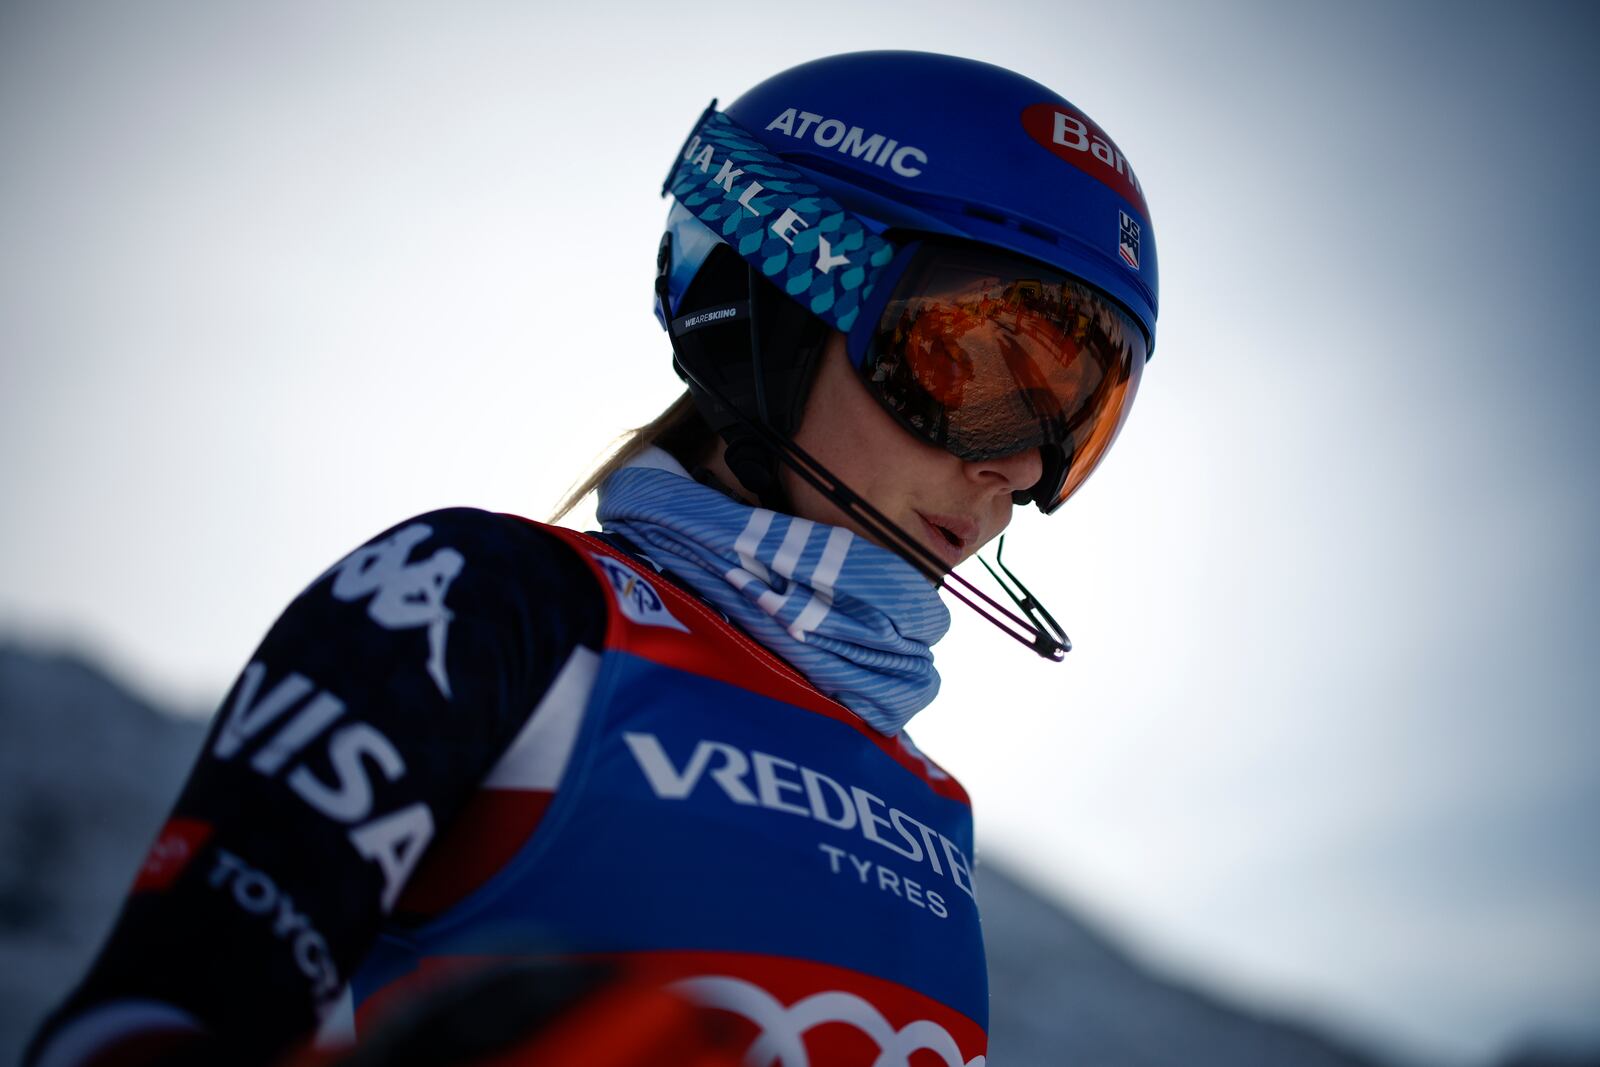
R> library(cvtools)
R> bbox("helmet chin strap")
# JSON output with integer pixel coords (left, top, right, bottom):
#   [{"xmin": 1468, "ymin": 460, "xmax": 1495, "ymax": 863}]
[{"xmin": 658, "ymin": 235, "xmax": 1071, "ymax": 661}]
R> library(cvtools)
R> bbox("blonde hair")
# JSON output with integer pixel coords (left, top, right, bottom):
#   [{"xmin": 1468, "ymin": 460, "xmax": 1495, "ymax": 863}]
[{"xmin": 549, "ymin": 390, "xmax": 712, "ymax": 522}]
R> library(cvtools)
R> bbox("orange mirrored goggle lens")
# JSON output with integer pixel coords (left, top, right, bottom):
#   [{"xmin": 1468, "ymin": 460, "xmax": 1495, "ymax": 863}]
[{"xmin": 860, "ymin": 245, "xmax": 1146, "ymax": 512}]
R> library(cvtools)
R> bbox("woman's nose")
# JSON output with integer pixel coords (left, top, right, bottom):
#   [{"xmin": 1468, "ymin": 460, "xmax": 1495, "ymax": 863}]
[{"xmin": 968, "ymin": 447, "xmax": 1044, "ymax": 494}]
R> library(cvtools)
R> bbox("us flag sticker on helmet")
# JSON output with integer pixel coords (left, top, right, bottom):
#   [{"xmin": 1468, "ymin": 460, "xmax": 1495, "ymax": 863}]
[{"xmin": 1119, "ymin": 210, "xmax": 1141, "ymax": 270}]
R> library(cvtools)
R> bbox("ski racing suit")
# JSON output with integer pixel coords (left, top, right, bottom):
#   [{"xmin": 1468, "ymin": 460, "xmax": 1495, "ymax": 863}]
[{"xmin": 26, "ymin": 508, "xmax": 988, "ymax": 1067}]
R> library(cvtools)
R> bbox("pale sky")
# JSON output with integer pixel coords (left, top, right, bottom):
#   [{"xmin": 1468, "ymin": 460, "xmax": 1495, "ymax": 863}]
[{"xmin": 3, "ymin": 3, "xmax": 1597, "ymax": 1064}]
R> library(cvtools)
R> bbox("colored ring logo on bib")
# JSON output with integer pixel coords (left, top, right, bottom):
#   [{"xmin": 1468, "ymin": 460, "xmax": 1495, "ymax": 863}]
[{"xmin": 1020, "ymin": 102, "xmax": 1148, "ymax": 217}]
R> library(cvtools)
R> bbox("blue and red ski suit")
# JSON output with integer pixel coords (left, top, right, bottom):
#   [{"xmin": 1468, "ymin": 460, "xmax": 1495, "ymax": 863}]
[{"xmin": 26, "ymin": 509, "xmax": 988, "ymax": 1067}]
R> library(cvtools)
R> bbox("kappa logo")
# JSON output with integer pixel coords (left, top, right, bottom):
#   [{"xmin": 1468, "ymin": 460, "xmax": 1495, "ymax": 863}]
[
  {"xmin": 671, "ymin": 976, "xmax": 984, "ymax": 1067},
  {"xmin": 327, "ymin": 523, "xmax": 463, "ymax": 698}
]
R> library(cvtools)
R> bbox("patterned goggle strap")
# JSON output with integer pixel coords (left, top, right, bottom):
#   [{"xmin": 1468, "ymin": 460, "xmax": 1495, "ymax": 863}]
[{"xmin": 662, "ymin": 103, "xmax": 897, "ymax": 334}]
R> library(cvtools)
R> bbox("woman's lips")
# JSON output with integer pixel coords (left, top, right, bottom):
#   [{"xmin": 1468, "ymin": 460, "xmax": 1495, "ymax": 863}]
[{"xmin": 915, "ymin": 511, "xmax": 979, "ymax": 568}]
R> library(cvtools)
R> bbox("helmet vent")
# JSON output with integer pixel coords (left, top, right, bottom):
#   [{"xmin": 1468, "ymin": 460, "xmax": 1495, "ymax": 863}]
[
  {"xmin": 961, "ymin": 205, "xmax": 1007, "ymax": 226},
  {"xmin": 959, "ymin": 204, "xmax": 1063, "ymax": 248},
  {"xmin": 1017, "ymin": 219, "xmax": 1059, "ymax": 244}
]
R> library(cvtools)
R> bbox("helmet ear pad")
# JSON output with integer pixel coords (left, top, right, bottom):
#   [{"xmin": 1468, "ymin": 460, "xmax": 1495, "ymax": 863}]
[{"xmin": 671, "ymin": 243, "xmax": 832, "ymax": 506}]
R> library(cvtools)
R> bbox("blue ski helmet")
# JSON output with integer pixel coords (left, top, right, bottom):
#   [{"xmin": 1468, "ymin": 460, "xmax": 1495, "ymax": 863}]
[{"xmin": 657, "ymin": 51, "xmax": 1158, "ymax": 514}]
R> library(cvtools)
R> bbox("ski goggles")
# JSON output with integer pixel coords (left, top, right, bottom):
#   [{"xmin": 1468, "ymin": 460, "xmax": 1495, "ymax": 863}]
[
  {"xmin": 664, "ymin": 106, "xmax": 1147, "ymax": 513},
  {"xmin": 846, "ymin": 240, "xmax": 1145, "ymax": 513}
]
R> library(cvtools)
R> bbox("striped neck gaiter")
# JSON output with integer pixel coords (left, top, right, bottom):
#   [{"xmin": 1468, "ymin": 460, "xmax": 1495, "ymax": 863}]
[{"xmin": 596, "ymin": 448, "xmax": 949, "ymax": 735}]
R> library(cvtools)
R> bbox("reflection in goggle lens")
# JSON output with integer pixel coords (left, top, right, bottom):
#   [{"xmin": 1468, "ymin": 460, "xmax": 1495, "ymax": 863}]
[{"xmin": 863, "ymin": 246, "xmax": 1145, "ymax": 512}]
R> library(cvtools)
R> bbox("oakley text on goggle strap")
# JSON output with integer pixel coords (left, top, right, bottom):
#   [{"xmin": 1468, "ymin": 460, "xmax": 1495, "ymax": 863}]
[{"xmin": 663, "ymin": 103, "xmax": 896, "ymax": 336}]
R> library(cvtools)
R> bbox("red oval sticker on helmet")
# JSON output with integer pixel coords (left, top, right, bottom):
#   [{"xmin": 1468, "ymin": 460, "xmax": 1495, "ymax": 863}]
[{"xmin": 1019, "ymin": 102, "xmax": 1148, "ymax": 218}]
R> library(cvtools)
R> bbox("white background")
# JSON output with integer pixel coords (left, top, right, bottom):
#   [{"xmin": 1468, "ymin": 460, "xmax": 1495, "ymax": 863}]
[{"xmin": 3, "ymin": 3, "xmax": 1597, "ymax": 1064}]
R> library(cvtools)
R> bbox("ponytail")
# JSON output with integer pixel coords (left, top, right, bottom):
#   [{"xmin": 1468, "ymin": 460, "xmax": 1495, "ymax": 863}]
[{"xmin": 549, "ymin": 391, "xmax": 713, "ymax": 522}]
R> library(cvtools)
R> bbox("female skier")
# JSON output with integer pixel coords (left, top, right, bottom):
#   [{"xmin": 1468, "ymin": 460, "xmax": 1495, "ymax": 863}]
[{"xmin": 27, "ymin": 50, "xmax": 1157, "ymax": 1067}]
